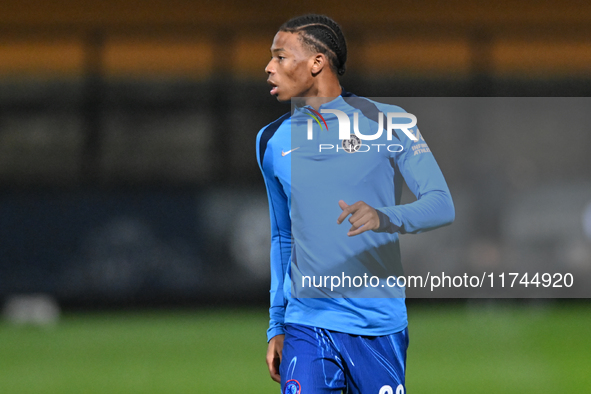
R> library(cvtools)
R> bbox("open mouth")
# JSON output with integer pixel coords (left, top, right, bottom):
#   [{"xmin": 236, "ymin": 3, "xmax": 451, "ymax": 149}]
[{"xmin": 267, "ymin": 80, "xmax": 278, "ymax": 96}]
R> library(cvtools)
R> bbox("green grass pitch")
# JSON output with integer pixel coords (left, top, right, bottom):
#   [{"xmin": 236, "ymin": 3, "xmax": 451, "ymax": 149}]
[{"xmin": 0, "ymin": 302, "xmax": 589, "ymax": 393}]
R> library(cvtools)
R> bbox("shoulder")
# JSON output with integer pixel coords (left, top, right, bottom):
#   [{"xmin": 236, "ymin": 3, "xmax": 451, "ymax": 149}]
[
  {"xmin": 373, "ymin": 100, "xmax": 407, "ymax": 115},
  {"xmin": 342, "ymin": 91, "xmax": 406, "ymax": 112},
  {"xmin": 341, "ymin": 93, "xmax": 408, "ymax": 120},
  {"xmin": 256, "ymin": 112, "xmax": 290, "ymax": 141},
  {"xmin": 342, "ymin": 94, "xmax": 420, "ymax": 148},
  {"xmin": 256, "ymin": 112, "xmax": 290, "ymax": 167}
]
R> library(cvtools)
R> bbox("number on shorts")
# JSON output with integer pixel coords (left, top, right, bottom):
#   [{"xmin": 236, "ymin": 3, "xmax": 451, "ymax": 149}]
[
  {"xmin": 379, "ymin": 386, "xmax": 393, "ymax": 394},
  {"xmin": 379, "ymin": 384, "xmax": 404, "ymax": 394}
]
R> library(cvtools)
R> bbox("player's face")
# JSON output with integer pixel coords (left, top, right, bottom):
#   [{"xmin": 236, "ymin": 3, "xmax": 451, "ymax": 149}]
[{"xmin": 265, "ymin": 31, "xmax": 316, "ymax": 102}]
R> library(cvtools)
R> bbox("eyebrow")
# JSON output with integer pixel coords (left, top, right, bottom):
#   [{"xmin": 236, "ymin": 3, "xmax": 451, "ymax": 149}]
[{"xmin": 270, "ymin": 48, "xmax": 285, "ymax": 53}]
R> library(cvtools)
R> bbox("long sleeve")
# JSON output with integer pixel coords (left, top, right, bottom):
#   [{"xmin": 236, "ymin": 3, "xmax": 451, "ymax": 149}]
[
  {"xmin": 376, "ymin": 126, "xmax": 455, "ymax": 234},
  {"xmin": 256, "ymin": 126, "xmax": 292, "ymax": 342}
]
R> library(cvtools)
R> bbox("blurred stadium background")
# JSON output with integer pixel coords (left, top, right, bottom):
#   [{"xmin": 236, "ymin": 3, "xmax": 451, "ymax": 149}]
[{"xmin": 0, "ymin": 0, "xmax": 590, "ymax": 392}]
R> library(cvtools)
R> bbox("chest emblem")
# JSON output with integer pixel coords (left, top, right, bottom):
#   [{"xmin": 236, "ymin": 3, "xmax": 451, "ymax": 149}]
[
  {"xmin": 281, "ymin": 147, "xmax": 300, "ymax": 156},
  {"xmin": 341, "ymin": 134, "xmax": 362, "ymax": 153}
]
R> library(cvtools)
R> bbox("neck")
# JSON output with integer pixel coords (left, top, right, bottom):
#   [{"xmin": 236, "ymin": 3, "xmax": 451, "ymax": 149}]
[{"xmin": 303, "ymin": 73, "xmax": 342, "ymax": 110}]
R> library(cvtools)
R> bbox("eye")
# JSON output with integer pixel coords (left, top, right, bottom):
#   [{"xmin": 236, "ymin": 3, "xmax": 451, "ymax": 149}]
[{"xmin": 278, "ymin": 56, "xmax": 285, "ymax": 61}]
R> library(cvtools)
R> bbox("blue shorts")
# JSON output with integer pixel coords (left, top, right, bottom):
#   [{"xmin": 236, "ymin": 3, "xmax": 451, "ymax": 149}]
[{"xmin": 280, "ymin": 323, "xmax": 409, "ymax": 394}]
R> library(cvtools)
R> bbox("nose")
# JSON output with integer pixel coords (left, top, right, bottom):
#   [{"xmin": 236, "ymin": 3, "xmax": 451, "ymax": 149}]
[{"xmin": 265, "ymin": 59, "xmax": 274, "ymax": 74}]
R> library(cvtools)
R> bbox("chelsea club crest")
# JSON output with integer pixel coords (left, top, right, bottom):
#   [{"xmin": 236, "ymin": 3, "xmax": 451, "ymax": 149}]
[
  {"xmin": 342, "ymin": 134, "xmax": 361, "ymax": 153},
  {"xmin": 284, "ymin": 379, "xmax": 301, "ymax": 394}
]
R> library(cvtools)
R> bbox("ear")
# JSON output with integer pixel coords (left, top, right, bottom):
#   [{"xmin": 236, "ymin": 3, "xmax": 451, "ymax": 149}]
[{"xmin": 310, "ymin": 53, "xmax": 327, "ymax": 76}]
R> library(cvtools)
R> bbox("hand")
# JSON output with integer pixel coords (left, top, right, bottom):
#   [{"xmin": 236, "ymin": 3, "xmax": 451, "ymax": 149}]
[
  {"xmin": 266, "ymin": 334, "xmax": 284, "ymax": 383},
  {"xmin": 337, "ymin": 200, "xmax": 380, "ymax": 236}
]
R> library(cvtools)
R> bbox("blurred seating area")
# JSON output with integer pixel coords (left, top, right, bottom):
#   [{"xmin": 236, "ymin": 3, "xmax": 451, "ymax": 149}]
[
  {"xmin": 1, "ymin": 0, "xmax": 590, "ymax": 305},
  {"xmin": 1, "ymin": 0, "xmax": 590, "ymax": 186}
]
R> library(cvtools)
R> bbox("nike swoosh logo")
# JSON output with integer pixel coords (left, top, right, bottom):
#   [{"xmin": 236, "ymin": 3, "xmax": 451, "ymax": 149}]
[{"xmin": 281, "ymin": 147, "xmax": 300, "ymax": 156}]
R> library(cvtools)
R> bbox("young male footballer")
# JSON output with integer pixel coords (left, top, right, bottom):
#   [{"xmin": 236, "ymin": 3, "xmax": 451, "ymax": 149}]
[{"xmin": 256, "ymin": 14, "xmax": 455, "ymax": 393}]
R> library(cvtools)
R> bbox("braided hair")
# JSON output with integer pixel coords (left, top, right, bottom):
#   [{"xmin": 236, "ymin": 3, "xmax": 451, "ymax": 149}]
[{"xmin": 279, "ymin": 14, "xmax": 347, "ymax": 76}]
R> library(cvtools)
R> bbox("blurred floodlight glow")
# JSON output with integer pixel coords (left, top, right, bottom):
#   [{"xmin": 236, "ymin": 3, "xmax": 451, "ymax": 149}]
[{"xmin": 2, "ymin": 294, "xmax": 60, "ymax": 326}]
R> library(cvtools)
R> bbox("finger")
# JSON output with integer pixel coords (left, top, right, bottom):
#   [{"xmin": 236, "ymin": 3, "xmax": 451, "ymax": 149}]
[
  {"xmin": 270, "ymin": 366, "xmax": 281, "ymax": 383},
  {"xmin": 348, "ymin": 221, "xmax": 368, "ymax": 235},
  {"xmin": 347, "ymin": 211, "xmax": 367, "ymax": 230},
  {"xmin": 338, "ymin": 200, "xmax": 349, "ymax": 210},
  {"xmin": 270, "ymin": 371, "xmax": 281, "ymax": 383},
  {"xmin": 348, "ymin": 223, "xmax": 373, "ymax": 236},
  {"xmin": 267, "ymin": 356, "xmax": 281, "ymax": 383},
  {"xmin": 338, "ymin": 208, "xmax": 357, "ymax": 226},
  {"xmin": 337, "ymin": 209, "xmax": 352, "ymax": 224},
  {"xmin": 348, "ymin": 210, "xmax": 372, "ymax": 227},
  {"xmin": 347, "ymin": 207, "xmax": 369, "ymax": 225},
  {"xmin": 348, "ymin": 214, "xmax": 378, "ymax": 236},
  {"xmin": 345, "ymin": 201, "xmax": 372, "ymax": 221},
  {"xmin": 337, "ymin": 200, "xmax": 351, "ymax": 224}
]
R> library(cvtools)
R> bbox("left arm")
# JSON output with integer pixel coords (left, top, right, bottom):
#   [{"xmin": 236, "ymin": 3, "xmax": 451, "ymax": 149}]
[
  {"xmin": 338, "ymin": 128, "xmax": 454, "ymax": 235},
  {"xmin": 375, "ymin": 149, "xmax": 455, "ymax": 234}
]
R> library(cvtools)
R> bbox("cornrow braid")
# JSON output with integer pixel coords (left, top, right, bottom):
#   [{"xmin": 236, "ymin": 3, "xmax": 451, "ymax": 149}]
[{"xmin": 279, "ymin": 14, "xmax": 348, "ymax": 76}]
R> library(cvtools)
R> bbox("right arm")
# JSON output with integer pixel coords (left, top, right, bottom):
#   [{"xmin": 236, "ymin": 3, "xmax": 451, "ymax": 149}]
[
  {"xmin": 264, "ymin": 169, "xmax": 291, "ymax": 340},
  {"xmin": 256, "ymin": 128, "xmax": 291, "ymax": 382}
]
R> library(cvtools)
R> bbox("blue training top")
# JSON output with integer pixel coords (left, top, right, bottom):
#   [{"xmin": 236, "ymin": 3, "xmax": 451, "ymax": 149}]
[{"xmin": 256, "ymin": 92, "xmax": 454, "ymax": 342}]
